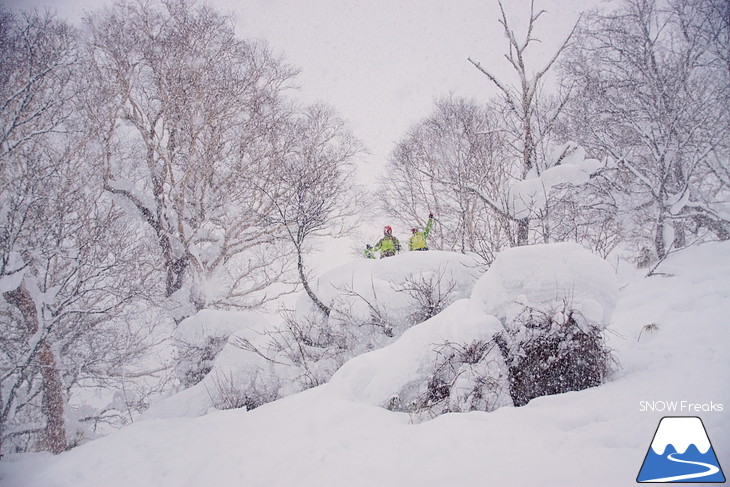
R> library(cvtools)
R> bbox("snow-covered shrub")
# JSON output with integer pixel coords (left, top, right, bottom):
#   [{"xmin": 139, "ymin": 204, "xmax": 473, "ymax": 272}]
[
  {"xmin": 172, "ymin": 310, "xmax": 271, "ymax": 388},
  {"xmin": 328, "ymin": 299, "xmax": 511, "ymax": 416},
  {"xmin": 393, "ymin": 265, "xmax": 459, "ymax": 324},
  {"xmin": 175, "ymin": 335, "xmax": 228, "ymax": 388},
  {"xmin": 204, "ymin": 368, "xmax": 280, "ymax": 411},
  {"xmin": 262, "ymin": 252, "xmax": 483, "ymax": 398},
  {"xmin": 267, "ymin": 309, "xmax": 350, "ymax": 390},
  {"xmin": 473, "ymin": 242, "xmax": 619, "ymax": 406},
  {"xmin": 493, "ymin": 300, "xmax": 614, "ymax": 406},
  {"xmin": 401, "ymin": 339, "xmax": 509, "ymax": 420}
]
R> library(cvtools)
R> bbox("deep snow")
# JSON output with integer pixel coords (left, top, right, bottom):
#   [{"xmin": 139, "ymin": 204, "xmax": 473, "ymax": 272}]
[{"xmin": 1, "ymin": 241, "xmax": 728, "ymax": 487}]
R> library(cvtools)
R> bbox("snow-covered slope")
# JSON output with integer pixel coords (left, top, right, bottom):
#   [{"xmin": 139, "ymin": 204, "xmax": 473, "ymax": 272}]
[
  {"xmin": 144, "ymin": 250, "xmax": 483, "ymax": 419},
  {"xmin": 1, "ymin": 242, "xmax": 728, "ymax": 487}
]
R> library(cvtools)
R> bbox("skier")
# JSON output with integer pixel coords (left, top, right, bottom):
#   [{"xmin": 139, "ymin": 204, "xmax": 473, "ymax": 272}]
[
  {"xmin": 369, "ymin": 225, "xmax": 401, "ymax": 259},
  {"xmin": 409, "ymin": 213, "xmax": 434, "ymax": 251}
]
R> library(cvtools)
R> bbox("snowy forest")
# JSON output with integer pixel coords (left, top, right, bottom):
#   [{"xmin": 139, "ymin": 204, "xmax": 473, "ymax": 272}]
[{"xmin": 0, "ymin": 0, "xmax": 728, "ymax": 484}]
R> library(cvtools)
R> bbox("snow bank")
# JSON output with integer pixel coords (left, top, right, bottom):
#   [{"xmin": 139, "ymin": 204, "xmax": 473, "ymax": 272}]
[
  {"xmin": 174, "ymin": 309, "xmax": 267, "ymax": 346},
  {"xmin": 328, "ymin": 242, "xmax": 617, "ymax": 411},
  {"xmin": 296, "ymin": 250, "xmax": 482, "ymax": 332},
  {"xmin": 472, "ymin": 242, "xmax": 618, "ymax": 331}
]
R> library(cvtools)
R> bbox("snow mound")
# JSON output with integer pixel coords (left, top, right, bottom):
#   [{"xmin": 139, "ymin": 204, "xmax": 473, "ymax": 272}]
[
  {"xmin": 296, "ymin": 250, "xmax": 482, "ymax": 328},
  {"xmin": 328, "ymin": 299, "xmax": 506, "ymax": 408},
  {"xmin": 472, "ymin": 242, "xmax": 618, "ymax": 331},
  {"xmin": 174, "ymin": 309, "xmax": 266, "ymax": 345},
  {"xmin": 145, "ymin": 310, "xmax": 273, "ymax": 419}
]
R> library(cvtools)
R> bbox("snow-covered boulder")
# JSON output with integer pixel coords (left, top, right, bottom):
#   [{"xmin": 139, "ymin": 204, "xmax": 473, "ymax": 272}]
[{"xmin": 472, "ymin": 241, "xmax": 618, "ymax": 332}]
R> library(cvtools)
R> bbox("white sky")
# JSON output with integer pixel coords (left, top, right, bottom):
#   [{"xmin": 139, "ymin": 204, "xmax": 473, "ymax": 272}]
[{"xmin": 5, "ymin": 0, "xmax": 612, "ymax": 184}]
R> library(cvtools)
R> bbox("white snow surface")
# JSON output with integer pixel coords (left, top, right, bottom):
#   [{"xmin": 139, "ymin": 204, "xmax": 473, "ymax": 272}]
[
  {"xmin": 1, "ymin": 241, "xmax": 729, "ymax": 487},
  {"xmin": 472, "ymin": 242, "xmax": 618, "ymax": 331}
]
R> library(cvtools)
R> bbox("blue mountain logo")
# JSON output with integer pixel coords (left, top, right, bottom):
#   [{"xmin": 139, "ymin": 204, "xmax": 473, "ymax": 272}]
[{"xmin": 637, "ymin": 416, "xmax": 726, "ymax": 483}]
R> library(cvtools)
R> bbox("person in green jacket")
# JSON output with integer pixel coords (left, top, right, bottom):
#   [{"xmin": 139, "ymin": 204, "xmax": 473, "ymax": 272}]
[
  {"xmin": 364, "ymin": 244, "xmax": 376, "ymax": 259},
  {"xmin": 409, "ymin": 213, "xmax": 434, "ymax": 251},
  {"xmin": 369, "ymin": 225, "xmax": 401, "ymax": 259}
]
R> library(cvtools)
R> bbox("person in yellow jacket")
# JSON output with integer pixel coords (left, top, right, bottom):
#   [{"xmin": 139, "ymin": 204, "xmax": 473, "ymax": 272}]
[
  {"xmin": 409, "ymin": 213, "xmax": 434, "ymax": 251},
  {"xmin": 367, "ymin": 225, "xmax": 401, "ymax": 259}
]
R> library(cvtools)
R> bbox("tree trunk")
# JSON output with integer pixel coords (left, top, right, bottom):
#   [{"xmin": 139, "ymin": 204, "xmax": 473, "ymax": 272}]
[
  {"xmin": 516, "ymin": 218, "xmax": 530, "ymax": 246},
  {"xmin": 38, "ymin": 343, "xmax": 66, "ymax": 454},
  {"xmin": 654, "ymin": 213, "xmax": 668, "ymax": 260},
  {"xmin": 673, "ymin": 219, "xmax": 687, "ymax": 250},
  {"xmin": 3, "ymin": 282, "xmax": 67, "ymax": 454},
  {"xmin": 297, "ymin": 251, "xmax": 330, "ymax": 316}
]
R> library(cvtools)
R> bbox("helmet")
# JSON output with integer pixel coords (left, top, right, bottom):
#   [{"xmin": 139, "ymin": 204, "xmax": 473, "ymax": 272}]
[
  {"xmin": 383, "ymin": 225, "xmax": 392, "ymax": 235},
  {"xmin": 411, "ymin": 228, "xmax": 418, "ymax": 233}
]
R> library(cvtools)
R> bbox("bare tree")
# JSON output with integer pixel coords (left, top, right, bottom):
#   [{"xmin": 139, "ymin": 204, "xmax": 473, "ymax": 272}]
[
  {"xmin": 0, "ymin": 10, "xmax": 75, "ymax": 167},
  {"xmin": 83, "ymin": 0, "xmax": 299, "ymax": 317},
  {"xmin": 467, "ymin": 0, "xmax": 581, "ymax": 245},
  {"xmin": 0, "ymin": 9, "xmax": 165, "ymax": 456},
  {"xmin": 0, "ymin": 9, "xmax": 78, "ymax": 455},
  {"xmin": 386, "ymin": 2, "xmax": 593, "ymax": 256},
  {"xmin": 262, "ymin": 104, "xmax": 362, "ymax": 316},
  {"xmin": 562, "ymin": 0, "xmax": 730, "ymax": 259}
]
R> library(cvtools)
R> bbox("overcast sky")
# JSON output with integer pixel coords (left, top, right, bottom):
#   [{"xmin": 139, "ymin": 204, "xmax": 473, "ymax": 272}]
[
  {"xmin": 5, "ymin": 0, "xmax": 614, "ymax": 261},
  {"xmin": 5, "ymin": 0, "xmax": 613, "ymax": 184}
]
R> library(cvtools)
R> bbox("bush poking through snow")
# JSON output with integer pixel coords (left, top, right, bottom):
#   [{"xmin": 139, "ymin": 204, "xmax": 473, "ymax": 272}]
[
  {"xmin": 637, "ymin": 323, "xmax": 660, "ymax": 342},
  {"xmin": 269, "ymin": 309, "xmax": 348, "ymax": 390},
  {"xmin": 394, "ymin": 266, "xmax": 459, "ymax": 325},
  {"xmin": 406, "ymin": 339, "xmax": 508, "ymax": 420},
  {"xmin": 174, "ymin": 335, "xmax": 228, "ymax": 388},
  {"xmin": 494, "ymin": 301, "xmax": 614, "ymax": 407},
  {"xmin": 405, "ymin": 299, "xmax": 615, "ymax": 420},
  {"xmin": 204, "ymin": 368, "xmax": 281, "ymax": 412}
]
